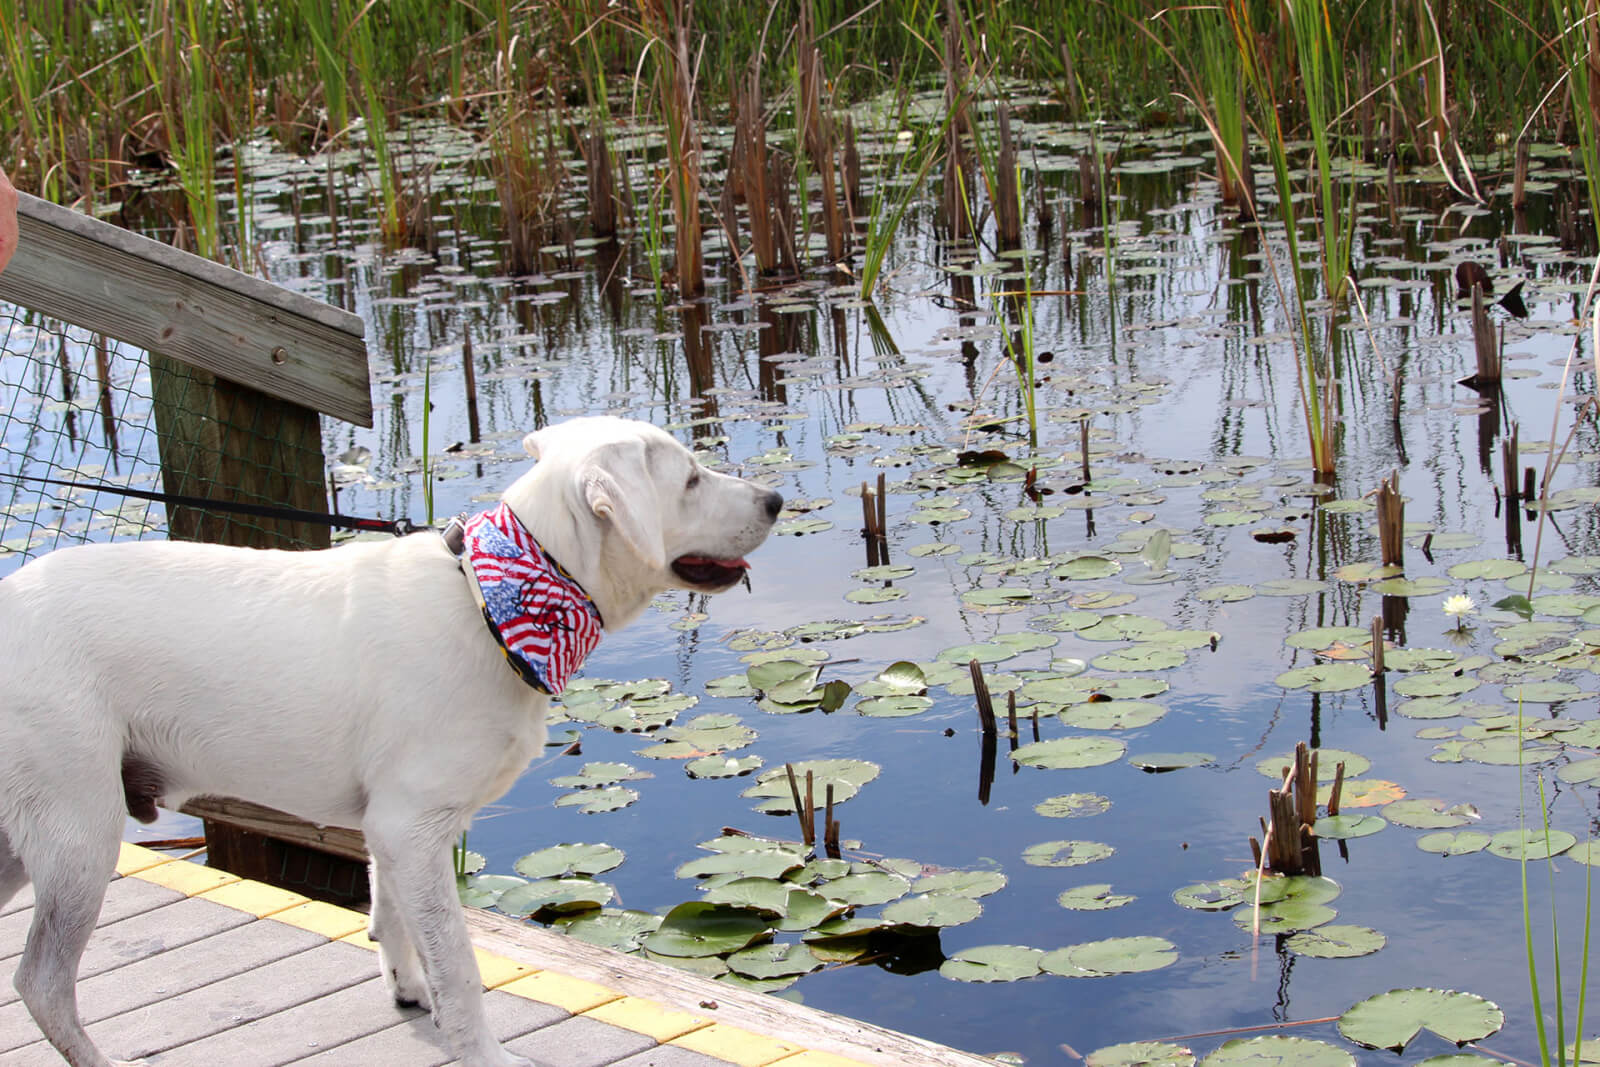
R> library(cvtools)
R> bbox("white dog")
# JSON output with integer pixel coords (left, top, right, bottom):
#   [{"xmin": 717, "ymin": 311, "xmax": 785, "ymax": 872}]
[{"xmin": 0, "ymin": 416, "xmax": 782, "ymax": 1067}]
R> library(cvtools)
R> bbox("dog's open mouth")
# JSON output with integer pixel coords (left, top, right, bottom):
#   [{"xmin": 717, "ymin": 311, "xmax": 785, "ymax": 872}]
[{"xmin": 672, "ymin": 554, "xmax": 750, "ymax": 590}]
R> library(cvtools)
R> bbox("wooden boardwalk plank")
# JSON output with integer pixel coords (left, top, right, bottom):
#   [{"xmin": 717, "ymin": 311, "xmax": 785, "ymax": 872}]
[
  {"xmin": 1, "ymin": 850, "xmax": 998, "ymax": 1067},
  {"xmin": 0, "ymin": 192, "xmax": 373, "ymax": 426}
]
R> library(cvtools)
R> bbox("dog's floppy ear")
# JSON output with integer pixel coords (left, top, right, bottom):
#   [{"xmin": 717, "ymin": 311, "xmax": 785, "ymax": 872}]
[
  {"xmin": 580, "ymin": 441, "xmax": 666, "ymax": 571},
  {"xmin": 523, "ymin": 430, "xmax": 544, "ymax": 458}
]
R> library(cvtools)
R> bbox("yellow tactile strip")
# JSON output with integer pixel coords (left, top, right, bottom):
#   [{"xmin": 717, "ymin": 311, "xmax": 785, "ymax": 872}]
[{"xmin": 115, "ymin": 843, "xmax": 875, "ymax": 1065}]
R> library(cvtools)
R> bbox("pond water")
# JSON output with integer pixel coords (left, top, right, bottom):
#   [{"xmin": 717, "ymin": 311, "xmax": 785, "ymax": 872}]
[{"xmin": 12, "ymin": 107, "xmax": 1600, "ymax": 1065}]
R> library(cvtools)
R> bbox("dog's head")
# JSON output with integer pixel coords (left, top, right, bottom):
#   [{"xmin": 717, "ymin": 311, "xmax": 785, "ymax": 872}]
[{"xmin": 504, "ymin": 416, "xmax": 783, "ymax": 629}]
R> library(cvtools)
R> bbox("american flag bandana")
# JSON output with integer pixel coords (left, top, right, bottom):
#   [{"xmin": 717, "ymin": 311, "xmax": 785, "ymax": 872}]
[{"xmin": 457, "ymin": 502, "xmax": 603, "ymax": 695}]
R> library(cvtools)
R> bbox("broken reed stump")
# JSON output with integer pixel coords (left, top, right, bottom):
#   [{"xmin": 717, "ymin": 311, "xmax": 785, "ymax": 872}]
[
  {"xmin": 859, "ymin": 474, "xmax": 889, "ymax": 566},
  {"xmin": 1502, "ymin": 422, "xmax": 1521, "ymax": 503},
  {"xmin": 1248, "ymin": 742, "xmax": 1325, "ymax": 877},
  {"xmin": 1375, "ymin": 470, "xmax": 1404, "ymax": 568},
  {"xmin": 970, "ymin": 659, "xmax": 998, "ymax": 736},
  {"xmin": 1468, "ymin": 281, "xmax": 1501, "ymax": 387}
]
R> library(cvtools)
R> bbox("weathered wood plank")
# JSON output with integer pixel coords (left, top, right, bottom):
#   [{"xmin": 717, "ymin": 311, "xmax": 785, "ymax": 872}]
[
  {"xmin": 465, "ymin": 908, "xmax": 1000, "ymax": 1067},
  {"xmin": 0, "ymin": 192, "xmax": 372, "ymax": 427},
  {"xmin": 180, "ymin": 798, "xmax": 369, "ymax": 863}
]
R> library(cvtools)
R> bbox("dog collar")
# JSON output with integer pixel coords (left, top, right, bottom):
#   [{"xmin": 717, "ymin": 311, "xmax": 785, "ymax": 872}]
[{"xmin": 443, "ymin": 503, "xmax": 603, "ymax": 696}]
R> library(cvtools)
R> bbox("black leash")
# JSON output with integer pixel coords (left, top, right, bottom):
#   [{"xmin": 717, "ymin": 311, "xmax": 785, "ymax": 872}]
[{"xmin": 9, "ymin": 472, "xmax": 417, "ymax": 536}]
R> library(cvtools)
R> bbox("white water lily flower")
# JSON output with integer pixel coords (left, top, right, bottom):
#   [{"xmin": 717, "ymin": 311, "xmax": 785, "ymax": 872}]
[{"xmin": 1443, "ymin": 593, "xmax": 1477, "ymax": 630}]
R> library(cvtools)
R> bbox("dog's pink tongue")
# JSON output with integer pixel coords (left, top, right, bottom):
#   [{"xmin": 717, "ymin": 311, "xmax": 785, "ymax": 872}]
[{"xmin": 677, "ymin": 555, "xmax": 748, "ymax": 569}]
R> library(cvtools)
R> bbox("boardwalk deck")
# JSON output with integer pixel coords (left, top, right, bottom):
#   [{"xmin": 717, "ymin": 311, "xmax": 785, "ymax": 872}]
[{"xmin": 0, "ymin": 844, "xmax": 998, "ymax": 1067}]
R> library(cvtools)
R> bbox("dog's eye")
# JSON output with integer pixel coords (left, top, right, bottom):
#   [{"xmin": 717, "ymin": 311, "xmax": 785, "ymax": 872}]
[{"xmin": 686, "ymin": 471, "xmax": 701, "ymax": 490}]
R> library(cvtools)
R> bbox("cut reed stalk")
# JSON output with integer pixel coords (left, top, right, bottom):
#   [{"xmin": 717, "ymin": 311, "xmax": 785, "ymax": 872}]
[{"xmin": 1375, "ymin": 470, "xmax": 1404, "ymax": 568}]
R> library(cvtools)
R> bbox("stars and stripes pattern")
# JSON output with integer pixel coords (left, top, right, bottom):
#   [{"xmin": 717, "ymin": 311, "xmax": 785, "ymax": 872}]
[{"xmin": 460, "ymin": 502, "xmax": 603, "ymax": 695}]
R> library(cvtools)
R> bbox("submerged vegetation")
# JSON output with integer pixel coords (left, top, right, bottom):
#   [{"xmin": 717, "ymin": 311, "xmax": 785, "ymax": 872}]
[{"xmin": 13, "ymin": 2, "xmax": 1600, "ymax": 1066}]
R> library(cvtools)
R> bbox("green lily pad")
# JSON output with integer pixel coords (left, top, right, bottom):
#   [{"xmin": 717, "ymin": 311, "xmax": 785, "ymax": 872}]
[
  {"xmin": 556, "ymin": 908, "xmax": 661, "ymax": 951},
  {"xmin": 1501, "ymin": 680, "xmax": 1586, "ymax": 704},
  {"xmin": 1392, "ymin": 672, "xmax": 1479, "ymax": 698},
  {"xmin": 1091, "ymin": 646, "xmax": 1188, "ymax": 672},
  {"xmin": 1130, "ymin": 751, "xmax": 1215, "ymax": 772},
  {"xmin": 686, "ymin": 754, "xmax": 764, "ymax": 778},
  {"xmin": 1486, "ymin": 828, "xmax": 1576, "ymax": 860},
  {"xmin": 1088, "ymin": 1041, "xmax": 1195, "ymax": 1067},
  {"xmin": 883, "ymin": 892, "xmax": 983, "ymax": 928},
  {"xmin": 1448, "ymin": 559, "xmax": 1527, "ymax": 580},
  {"xmin": 1313, "ymin": 814, "xmax": 1387, "ymax": 840},
  {"xmin": 1417, "ymin": 830, "xmax": 1492, "ymax": 856},
  {"xmin": 914, "ymin": 869, "xmax": 1008, "ymax": 897},
  {"xmin": 1043, "ymin": 935, "xmax": 1176, "ymax": 976},
  {"xmin": 514, "ymin": 842, "xmax": 625, "ymax": 879},
  {"xmin": 857, "ymin": 689, "xmax": 938, "ymax": 716},
  {"xmin": 457, "ymin": 874, "xmax": 526, "ymax": 909},
  {"xmin": 726, "ymin": 942, "xmax": 823, "ymax": 979},
  {"xmin": 939, "ymin": 943, "xmax": 1044, "ymax": 982},
  {"xmin": 1201, "ymin": 1036, "xmax": 1354, "ymax": 1067},
  {"xmin": 1339, "ymin": 988, "xmax": 1503, "ymax": 1051},
  {"xmin": 1275, "ymin": 663, "xmax": 1372, "ymax": 692},
  {"xmin": 1371, "ymin": 576, "xmax": 1451, "ymax": 597},
  {"xmin": 1284, "ymin": 924, "xmax": 1386, "ymax": 958},
  {"xmin": 553, "ymin": 786, "xmax": 639, "ymax": 814},
  {"xmin": 1384, "ymin": 648, "xmax": 1458, "ymax": 672},
  {"xmin": 548, "ymin": 762, "xmax": 649, "ymax": 789},
  {"xmin": 1258, "ymin": 748, "xmax": 1371, "ymax": 781},
  {"xmin": 643, "ymin": 902, "xmax": 773, "ymax": 958},
  {"xmin": 496, "ymin": 878, "xmax": 614, "ymax": 917},
  {"xmin": 1036, "ymin": 792, "xmax": 1113, "ymax": 817},
  {"xmin": 1014, "ymin": 736, "xmax": 1127, "ymax": 769},
  {"xmin": 1173, "ymin": 879, "xmax": 1250, "ymax": 911},
  {"xmin": 1060, "ymin": 700, "xmax": 1168, "ymax": 729},
  {"xmin": 1196, "ymin": 584, "xmax": 1256, "ymax": 602},
  {"xmin": 1256, "ymin": 579, "xmax": 1328, "ymax": 597},
  {"xmin": 676, "ymin": 849, "xmax": 805, "ymax": 880},
  {"xmin": 817, "ymin": 869, "xmax": 910, "ymax": 907},
  {"xmin": 1057, "ymin": 883, "xmax": 1136, "ymax": 910},
  {"xmin": 1383, "ymin": 798, "xmax": 1479, "ymax": 829},
  {"xmin": 1023, "ymin": 839, "xmax": 1115, "ymax": 867},
  {"xmin": 742, "ymin": 759, "xmax": 880, "ymax": 814}
]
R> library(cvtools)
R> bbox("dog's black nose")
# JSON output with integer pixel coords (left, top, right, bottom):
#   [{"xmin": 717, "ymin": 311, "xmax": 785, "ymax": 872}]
[{"xmin": 763, "ymin": 490, "xmax": 784, "ymax": 520}]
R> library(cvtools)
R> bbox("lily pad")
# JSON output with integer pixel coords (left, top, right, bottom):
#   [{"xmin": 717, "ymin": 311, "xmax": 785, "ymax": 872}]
[
  {"xmin": 882, "ymin": 892, "xmax": 983, "ymax": 928},
  {"xmin": 725, "ymin": 942, "xmax": 823, "ymax": 979},
  {"xmin": 1014, "ymin": 736, "xmax": 1127, "ymax": 769},
  {"xmin": 742, "ymin": 759, "xmax": 880, "ymax": 814},
  {"xmin": 1383, "ymin": 798, "xmax": 1479, "ymax": 829},
  {"xmin": 1046, "ymin": 934, "xmax": 1177, "ymax": 976},
  {"xmin": 1088, "ymin": 1042, "xmax": 1195, "ymax": 1067},
  {"xmin": 514, "ymin": 843, "xmax": 625, "ymax": 879},
  {"xmin": 556, "ymin": 909, "xmax": 661, "ymax": 952},
  {"xmin": 1284, "ymin": 924, "xmax": 1387, "ymax": 958},
  {"xmin": 1417, "ymin": 830, "xmax": 1492, "ymax": 856},
  {"xmin": 1339, "ymin": 988, "xmax": 1503, "ymax": 1051},
  {"xmin": 1130, "ymin": 751, "xmax": 1215, "ymax": 772},
  {"xmin": 1057, "ymin": 883, "xmax": 1136, "ymax": 910},
  {"xmin": 1202, "ymin": 1036, "xmax": 1354, "ymax": 1067},
  {"xmin": 1257, "ymin": 748, "xmax": 1371, "ymax": 781},
  {"xmin": 1485, "ymin": 828, "xmax": 1576, "ymax": 860},
  {"xmin": 643, "ymin": 902, "xmax": 773, "ymax": 958},
  {"xmin": 1275, "ymin": 662, "xmax": 1372, "ymax": 692},
  {"xmin": 1035, "ymin": 792, "xmax": 1113, "ymax": 817},
  {"xmin": 1313, "ymin": 814, "xmax": 1387, "ymax": 840},
  {"xmin": 914, "ymin": 870, "xmax": 1008, "ymax": 897},
  {"xmin": 1022, "ymin": 839, "xmax": 1115, "ymax": 867},
  {"xmin": 1060, "ymin": 700, "xmax": 1167, "ymax": 729},
  {"xmin": 939, "ymin": 943, "xmax": 1044, "ymax": 982},
  {"xmin": 496, "ymin": 878, "xmax": 614, "ymax": 917}
]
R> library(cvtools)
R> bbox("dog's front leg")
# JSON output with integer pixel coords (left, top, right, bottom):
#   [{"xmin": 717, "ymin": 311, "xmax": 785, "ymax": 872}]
[
  {"xmin": 364, "ymin": 811, "xmax": 538, "ymax": 1067},
  {"xmin": 368, "ymin": 856, "xmax": 430, "ymax": 1009}
]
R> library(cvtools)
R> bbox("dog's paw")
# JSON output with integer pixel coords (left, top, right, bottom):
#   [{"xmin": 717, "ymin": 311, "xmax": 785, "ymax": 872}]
[{"xmin": 378, "ymin": 944, "xmax": 431, "ymax": 1010}]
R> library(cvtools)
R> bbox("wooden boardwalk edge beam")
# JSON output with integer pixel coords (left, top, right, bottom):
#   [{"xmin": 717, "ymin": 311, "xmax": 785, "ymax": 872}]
[
  {"xmin": 0, "ymin": 192, "xmax": 372, "ymax": 427},
  {"xmin": 465, "ymin": 907, "xmax": 999, "ymax": 1067}
]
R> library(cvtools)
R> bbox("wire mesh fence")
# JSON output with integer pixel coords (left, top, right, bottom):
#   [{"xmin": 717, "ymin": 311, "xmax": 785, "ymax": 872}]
[{"xmin": 0, "ymin": 300, "xmax": 331, "ymax": 579}]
